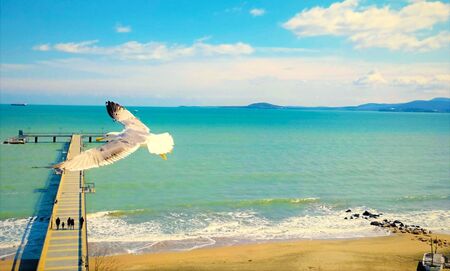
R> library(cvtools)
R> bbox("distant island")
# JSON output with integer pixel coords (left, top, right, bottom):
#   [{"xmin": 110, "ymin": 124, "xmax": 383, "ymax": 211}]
[
  {"xmin": 246, "ymin": 102, "xmax": 285, "ymax": 109},
  {"xmin": 243, "ymin": 97, "xmax": 450, "ymax": 113}
]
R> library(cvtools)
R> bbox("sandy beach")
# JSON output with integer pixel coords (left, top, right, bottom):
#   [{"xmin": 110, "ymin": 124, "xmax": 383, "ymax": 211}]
[
  {"xmin": 82, "ymin": 233, "xmax": 448, "ymax": 271},
  {"xmin": 0, "ymin": 233, "xmax": 423, "ymax": 270},
  {"xmin": 1, "ymin": 233, "xmax": 448, "ymax": 271},
  {"xmin": 1, "ymin": 230, "xmax": 448, "ymax": 271},
  {"xmin": 1, "ymin": 230, "xmax": 449, "ymax": 271}
]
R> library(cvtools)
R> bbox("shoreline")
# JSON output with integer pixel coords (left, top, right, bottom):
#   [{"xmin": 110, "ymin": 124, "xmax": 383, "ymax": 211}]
[
  {"xmin": 1, "ymin": 233, "xmax": 449, "ymax": 271},
  {"xmin": 87, "ymin": 231, "xmax": 391, "ymax": 256},
  {"xmin": 1, "ymin": 208, "xmax": 449, "ymax": 259}
]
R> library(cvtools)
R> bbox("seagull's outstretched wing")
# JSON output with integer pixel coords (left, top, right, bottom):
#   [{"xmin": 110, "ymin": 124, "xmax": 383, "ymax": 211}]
[
  {"xmin": 54, "ymin": 138, "xmax": 140, "ymax": 171},
  {"xmin": 106, "ymin": 101, "xmax": 149, "ymax": 133}
]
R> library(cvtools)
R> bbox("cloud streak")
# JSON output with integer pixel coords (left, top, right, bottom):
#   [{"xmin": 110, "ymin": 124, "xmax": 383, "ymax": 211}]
[
  {"xmin": 32, "ymin": 44, "xmax": 51, "ymax": 51},
  {"xmin": 33, "ymin": 40, "xmax": 254, "ymax": 61},
  {"xmin": 250, "ymin": 8, "xmax": 265, "ymax": 17},
  {"xmin": 354, "ymin": 70, "xmax": 387, "ymax": 86},
  {"xmin": 115, "ymin": 23, "xmax": 132, "ymax": 33},
  {"xmin": 393, "ymin": 74, "xmax": 450, "ymax": 90},
  {"xmin": 354, "ymin": 70, "xmax": 450, "ymax": 91},
  {"xmin": 283, "ymin": 0, "xmax": 450, "ymax": 51}
]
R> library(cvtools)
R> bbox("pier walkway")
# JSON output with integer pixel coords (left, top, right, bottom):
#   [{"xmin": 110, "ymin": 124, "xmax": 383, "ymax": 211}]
[{"xmin": 37, "ymin": 135, "xmax": 89, "ymax": 271}]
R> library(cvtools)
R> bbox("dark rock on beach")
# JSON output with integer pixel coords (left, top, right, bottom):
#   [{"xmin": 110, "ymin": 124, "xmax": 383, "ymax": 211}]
[
  {"xmin": 362, "ymin": 211, "xmax": 372, "ymax": 216},
  {"xmin": 361, "ymin": 210, "xmax": 380, "ymax": 218}
]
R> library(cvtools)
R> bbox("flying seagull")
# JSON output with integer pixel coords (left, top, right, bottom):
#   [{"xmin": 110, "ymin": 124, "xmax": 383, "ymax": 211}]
[{"xmin": 54, "ymin": 101, "xmax": 174, "ymax": 171}]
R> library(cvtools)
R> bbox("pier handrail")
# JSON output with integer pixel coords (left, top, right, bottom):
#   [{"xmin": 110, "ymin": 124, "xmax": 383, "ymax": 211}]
[
  {"xmin": 81, "ymin": 170, "xmax": 89, "ymax": 270},
  {"xmin": 20, "ymin": 132, "xmax": 104, "ymax": 137}
]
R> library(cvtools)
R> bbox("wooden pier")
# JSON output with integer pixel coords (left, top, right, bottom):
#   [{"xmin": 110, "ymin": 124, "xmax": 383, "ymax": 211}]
[
  {"xmin": 3, "ymin": 130, "xmax": 103, "ymax": 144},
  {"xmin": 37, "ymin": 135, "xmax": 89, "ymax": 271}
]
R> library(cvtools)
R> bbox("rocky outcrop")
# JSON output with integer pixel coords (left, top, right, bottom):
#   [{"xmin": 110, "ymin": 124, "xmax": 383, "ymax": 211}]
[{"xmin": 343, "ymin": 209, "xmax": 449, "ymax": 248}]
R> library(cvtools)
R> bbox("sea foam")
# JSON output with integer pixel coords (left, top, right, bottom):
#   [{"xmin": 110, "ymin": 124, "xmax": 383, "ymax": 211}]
[{"xmin": 85, "ymin": 207, "xmax": 450, "ymax": 254}]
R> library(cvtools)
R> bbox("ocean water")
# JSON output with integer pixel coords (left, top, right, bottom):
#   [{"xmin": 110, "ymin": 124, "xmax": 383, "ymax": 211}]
[{"xmin": 0, "ymin": 104, "xmax": 449, "ymax": 255}]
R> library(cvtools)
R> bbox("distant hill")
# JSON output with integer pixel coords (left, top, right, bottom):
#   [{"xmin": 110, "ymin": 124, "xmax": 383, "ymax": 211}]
[
  {"xmin": 246, "ymin": 102, "xmax": 285, "ymax": 109},
  {"xmin": 242, "ymin": 98, "xmax": 450, "ymax": 113},
  {"xmin": 345, "ymin": 97, "xmax": 450, "ymax": 112}
]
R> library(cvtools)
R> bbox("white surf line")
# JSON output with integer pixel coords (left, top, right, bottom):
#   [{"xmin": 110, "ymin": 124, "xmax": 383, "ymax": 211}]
[
  {"xmin": 185, "ymin": 237, "xmax": 217, "ymax": 251},
  {"xmin": 126, "ymin": 242, "xmax": 158, "ymax": 254}
]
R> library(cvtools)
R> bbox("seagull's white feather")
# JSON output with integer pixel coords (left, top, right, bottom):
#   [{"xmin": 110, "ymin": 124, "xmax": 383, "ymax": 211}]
[
  {"xmin": 147, "ymin": 132, "xmax": 174, "ymax": 155},
  {"xmin": 54, "ymin": 101, "xmax": 174, "ymax": 171}
]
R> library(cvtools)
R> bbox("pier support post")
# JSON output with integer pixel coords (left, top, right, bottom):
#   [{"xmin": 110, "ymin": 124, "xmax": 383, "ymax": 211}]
[
  {"xmin": 53, "ymin": 136, "xmax": 56, "ymax": 143},
  {"xmin": 35, "ymin": 137, "xmax": 38, "ymax": 143},
  {"xmin": 89, "ymin": 137, "xmax": 92, "ymax": 143}
]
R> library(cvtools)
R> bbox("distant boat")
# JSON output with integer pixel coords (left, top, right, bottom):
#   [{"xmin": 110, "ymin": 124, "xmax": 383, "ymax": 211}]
[{"xmin": 11, "ymin": 103, "xmax": 27, "ymax": 106}]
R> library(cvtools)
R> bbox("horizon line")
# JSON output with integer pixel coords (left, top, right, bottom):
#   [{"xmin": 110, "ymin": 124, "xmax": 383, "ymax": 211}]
[{"xmin": 1, "ymin": 97, "xmax": 449, "ymax": 108}]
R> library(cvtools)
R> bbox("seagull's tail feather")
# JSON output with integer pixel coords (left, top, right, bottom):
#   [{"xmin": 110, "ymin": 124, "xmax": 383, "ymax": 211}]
[{"xmin": 146, "ymin": 133, "xmax": 174, "ymax": 158}]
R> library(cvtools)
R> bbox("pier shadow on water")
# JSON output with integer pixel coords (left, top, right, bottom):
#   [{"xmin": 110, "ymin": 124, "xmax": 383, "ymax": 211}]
[{"xmin": 11, "ymin": 143, "xmax": 69, "ymax": 271}]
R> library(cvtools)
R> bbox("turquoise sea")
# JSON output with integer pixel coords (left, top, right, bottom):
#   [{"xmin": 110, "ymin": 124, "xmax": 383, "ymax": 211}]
[{"xmin": 1, "ymin": 104, "xmax": 449, "ymax": 254}]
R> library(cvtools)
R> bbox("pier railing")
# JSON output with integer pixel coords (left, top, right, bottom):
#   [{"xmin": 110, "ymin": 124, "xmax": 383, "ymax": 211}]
[{"xmin": 3, "ymin": 130, "xmax": 104, "ymax": 144}]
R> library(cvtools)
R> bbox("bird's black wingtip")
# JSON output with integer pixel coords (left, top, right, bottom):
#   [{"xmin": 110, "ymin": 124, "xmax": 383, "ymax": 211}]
[
  {"xmin": 106, "ymin": 101, "xmax": 115, "ymax": 119},
  {"xmin": 105, "ymin": 101, "xmax": 124, "ymax": 120}
]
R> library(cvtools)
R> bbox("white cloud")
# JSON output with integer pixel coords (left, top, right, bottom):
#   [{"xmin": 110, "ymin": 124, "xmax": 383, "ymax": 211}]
[
  {"xmin": 115, "ymin": 24, "xmax": 132, "ymax": 33},
  {"xmin": 196, "ymin": 36, "xmax": 212, "ymax": 43},
  {"xmin": 33, "ymin": 40, "xmax": 254, "ymax": 61},
  {"xmin": 53, "ymin": 40, "xmax": 99, "ymax": 53},
  {"xmin": 32, "ymin": 44, "xmax": 51, "ymax": 51},
  {"xmin": 354, "ymin": 70, "xmax": 450, "ymax": 92},
  {"xmin": 256, "ymin": 47, "xmax": 319, "ymax": 53},
  {"xmin": 225, "ymin": 3, "xmax": 246, "ymax": 13},
  {"xmin": 393, "ymin": 74, "xmax": 450, "ymax": 89},
  {"xmin": 0, "ymin": 63, "xmax": 34, "ymax": 71},
  {"xmin": 283, "ymin": 0, "xmax": 450, "ymax": 51},
  {"xmin": 250, "ymin": 8, "xmax": 265, "ymax": 17},
  {"xmin": 354, "ymin": 70, "xmax": 387, "ymax": 85}
]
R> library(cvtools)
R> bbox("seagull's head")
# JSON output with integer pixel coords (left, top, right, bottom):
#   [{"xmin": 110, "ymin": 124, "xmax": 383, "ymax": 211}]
[{"xmin": 96, "ymin": 132, "xmax": 120, "ymax": 142}]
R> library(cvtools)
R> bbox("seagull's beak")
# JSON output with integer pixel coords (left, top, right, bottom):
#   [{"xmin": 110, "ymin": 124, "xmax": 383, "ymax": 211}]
[
  {"xmin": 96, "ymin": 137, "xmax": 104, "ymax": 142},
  {"xmin": 159, "ymin": 153, "xmax": 168, "ymax": 160}
]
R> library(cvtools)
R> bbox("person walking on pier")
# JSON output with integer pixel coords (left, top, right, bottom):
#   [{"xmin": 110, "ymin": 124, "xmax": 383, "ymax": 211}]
[
  {"xmin": 67, "ymin": 217, "xmax": 72, "ymax": 230},
  {"xmin": 80, "ymin": 216, "xmax": 84, "ymax": 230},
  {"xmin": 61, "ymin": 221, "xmax": 65, "ymax": 230},
  {"xmin": 55, "ymin": 217, "xmax": 60, "ymax": 230}
]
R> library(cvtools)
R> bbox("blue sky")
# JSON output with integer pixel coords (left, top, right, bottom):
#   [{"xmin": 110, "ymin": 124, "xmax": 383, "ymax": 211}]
[{"xmin": 1, "ymin": 0, "xmax": 449, "ymax": 106}]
